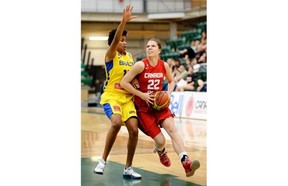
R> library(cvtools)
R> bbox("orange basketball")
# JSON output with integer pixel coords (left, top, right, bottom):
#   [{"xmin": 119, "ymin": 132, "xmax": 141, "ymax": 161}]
[{"xmin": 152, "ymin": 91, "xmax": 170, "ymax": 110}]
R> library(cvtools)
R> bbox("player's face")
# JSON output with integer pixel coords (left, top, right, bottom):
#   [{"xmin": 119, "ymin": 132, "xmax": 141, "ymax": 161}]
[
  {"xmin": 117, "ymin": 36, "xmax": 127, "ymax": 53},
  {"xmin": 146, "ymin": 40, "xmax": 160, "ymax": 57}
]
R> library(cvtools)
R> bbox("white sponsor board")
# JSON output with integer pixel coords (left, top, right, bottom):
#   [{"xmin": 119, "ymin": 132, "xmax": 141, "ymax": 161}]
[
  {"xmin": 169, "ymin": 92, "xmax": 185, "ymax": 117},
  {"xmin": 169, "ymin": 92, "xmax": 207, "ymax": 120}
]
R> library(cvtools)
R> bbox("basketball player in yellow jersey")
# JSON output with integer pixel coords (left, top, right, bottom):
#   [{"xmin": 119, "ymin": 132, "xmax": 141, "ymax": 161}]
[{"xmin": 94, "ymin": 5, "xmax": 141, "ymax": 179}]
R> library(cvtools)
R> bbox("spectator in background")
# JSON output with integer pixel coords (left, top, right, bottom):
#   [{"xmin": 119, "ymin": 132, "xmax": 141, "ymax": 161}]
[
  {"xmin": 173, "ymin": 58, "xmax": 181, "ymax": 68},
  {"xmin": 175, "ymin": 65, "xmax": 197, "ymax": 92},
  {"xmin": 191, "ymin": 40, "xmax": 198, "ymax": 53},
  {"xmin": 198, "ymin": 52, "xmax": 207, "ymax": 64},
  {"xmin": 174, "ymin": 65, "xmax": 189, "ymax": 83},
  {"xmin": 162, "ymin": 58, "xmax": 174, "ymax": 91},
  {"xmin": 173, "ymin": 64, "xmax": 189, "ymax": 91},
  {"xmin": 195, "ymin": 31, "xmax": 207, "ymax": 62},
  {"xmin": 166, "ymin": 58, "xmax": 174, "ymax": 67},
  {"xmin": 201, "ymin": 31, "xmax": 207, "ymax": 45},
  {"xmin": 193, "ymin": 40, "xmax": 201, "ymax": 53},
  {"xmin": 179, "ymin": 46, "xmax": 196, "ymax": 60},
  {"xmin": 183, "ymin": 54, "xmax": 192, "ymax": 69},
  {"xmin": 197, "ymin": 79, "xmax": 207, "ymax": 92},
  {"xmin": 169, "ymin": 58, "xmax": 182, "ymax": 87}
]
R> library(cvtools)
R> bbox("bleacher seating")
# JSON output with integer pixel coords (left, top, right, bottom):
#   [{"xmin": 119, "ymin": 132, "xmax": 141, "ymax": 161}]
[
  {"xmin": 160, "ymin": 52, "xmax": 179, "ymax": 61},
  {"xmin": 161, "ymin": 45, "xmax": 171, "ymax": 54},
  {"xmin": 136, "ymin": 54, "xmax": 146, "ymax": 61},
  {"xmin": 135, "ymin": 21, "xmax": 207, "ymax": 90},
  {"xmin": 177, "ymin": 44, "xmax": 191, "ymax": 50},
  {"xmin": 81, "ymin": 63, "xmax": 92, "ymax": 86},
  {"xmin": 197, "ymin": 22, "xmax": 207, "ymax": 33}
]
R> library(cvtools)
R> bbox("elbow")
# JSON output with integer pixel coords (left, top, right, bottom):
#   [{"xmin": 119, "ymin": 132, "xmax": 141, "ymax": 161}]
[
  {"xmin": 120, "ymin": 81, "xmax": 125, "ymax": 89},
  {"xmin": 120, "ymin": 80, "xmax": 128, "ymax": 90}
]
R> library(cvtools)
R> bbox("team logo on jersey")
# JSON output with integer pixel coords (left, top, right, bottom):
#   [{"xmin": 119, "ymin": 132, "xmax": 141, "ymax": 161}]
[
  {"xmin": 144, "ymin": 73, "xmax": 163, "ymax": 78},
  {"xmin": 113, "ymin": 106, "xmax": 120, "ymax": 112},
  {"xmin": 129, "ymin": 110, "xmax": 136, "ymax": 114},
  {"xmin": 145, "ymin": 64, "xmax": 149, "ymax": 69},
  {"xmin": 119, "ymin": 60, "xmax": 133, "ymax": 66},
  {"xmin": 114, "ymin": 83, "xmax": 124, "ymax": 90}
]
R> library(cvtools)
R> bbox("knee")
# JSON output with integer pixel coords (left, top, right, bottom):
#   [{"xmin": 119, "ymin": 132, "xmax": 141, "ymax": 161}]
[
  {"xmin": 126, "ymin": 118, "xmax": 139, "ymax": 137},
  {"xmin": 127, "ymin": 123, "xmax": 139, "ymax": 137},
  {"xmin": 158, "ymin": 139, "xmax": 166, "ymax": 147},
  {"xmin": 165, "ymin": 126, "xmax": 177, "ymax": 135},
  {"xmin": 128, "ymin": 127, "xmax": 138, "ymax": 137},
  {"xmin": 112, "ymin": 123, "xmax": 121, "ymax": 131},
  {"xmin": 111, "ymin": 118, "xmax": 122, "ymax": 131},
  {"xmin": 154, "ymin": 135, "xmax": 166, "ymax": 147}
]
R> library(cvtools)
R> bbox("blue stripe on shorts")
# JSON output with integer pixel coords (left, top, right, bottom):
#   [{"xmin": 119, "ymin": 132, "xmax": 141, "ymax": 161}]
[{"xmin": 103, "ymin": 103, "xmax": 113, "ymax": 119}]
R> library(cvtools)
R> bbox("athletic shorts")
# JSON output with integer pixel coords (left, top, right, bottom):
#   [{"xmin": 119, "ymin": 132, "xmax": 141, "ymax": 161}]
[
  {"xmin": 137, "ymin": 107, "xmax": 174, "ymax": 139},
  {"xmin": 100, "ymin": 91, "xmax": 137, "ymax": 125}
]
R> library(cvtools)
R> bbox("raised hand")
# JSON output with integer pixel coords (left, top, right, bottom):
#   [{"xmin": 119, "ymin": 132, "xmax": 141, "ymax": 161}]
[{"xmin": 122, "ymin": 5, "xmax": 137, "ymax": 23}]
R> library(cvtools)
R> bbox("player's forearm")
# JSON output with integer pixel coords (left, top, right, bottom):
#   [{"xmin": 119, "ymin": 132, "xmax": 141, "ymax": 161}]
[
  {"xmin": 113, "ymin": 21, "xmax": 127, "ymax": 44},
  {"xmin": 121, "ymin": 81, "xmax": 142, "ymax": 97},
  {"xmin": 168, "ymin": 81, "xmax": 175, "ymax": 94}
]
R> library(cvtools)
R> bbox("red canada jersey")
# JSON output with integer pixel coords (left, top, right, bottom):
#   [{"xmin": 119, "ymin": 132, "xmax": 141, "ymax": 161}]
[
  {"xmin": 138, "ymin": 58, "xmax": 166, "ymax": 93},
  {"xmin": 134, "ymin": 58, "xmax": 166, "ymax": 110}
]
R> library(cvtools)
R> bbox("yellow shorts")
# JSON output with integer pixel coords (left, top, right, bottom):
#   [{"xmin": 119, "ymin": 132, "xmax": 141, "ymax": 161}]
[{"xmin": 100, "ymin": 91, "xmax": 137, "ymax": 125}]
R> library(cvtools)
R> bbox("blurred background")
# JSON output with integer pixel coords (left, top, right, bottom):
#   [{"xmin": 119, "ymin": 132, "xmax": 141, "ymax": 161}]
[{"xmin": 81, "ymin": 0, "xmax": 207, "ymax": 109}]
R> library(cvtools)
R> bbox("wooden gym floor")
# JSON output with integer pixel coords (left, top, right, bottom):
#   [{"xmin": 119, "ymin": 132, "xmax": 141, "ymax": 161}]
[{"xmin": 81, "ymin": 109, "xmax": 207, "ymax": 186}]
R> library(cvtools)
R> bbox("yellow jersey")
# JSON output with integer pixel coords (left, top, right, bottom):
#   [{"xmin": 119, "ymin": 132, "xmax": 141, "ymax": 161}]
[{"xmin": 102, "ymin": 51, "xmax": 134, "ymax": 94}]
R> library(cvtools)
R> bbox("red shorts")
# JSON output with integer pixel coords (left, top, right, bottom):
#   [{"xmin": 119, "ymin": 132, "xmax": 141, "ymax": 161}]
[{"xmin": 137, "ymin": 107, "xmax": 174, "ymax": 139}]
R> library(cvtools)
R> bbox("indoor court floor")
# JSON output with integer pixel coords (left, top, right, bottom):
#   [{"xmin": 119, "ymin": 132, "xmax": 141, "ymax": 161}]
[{"xmin": 81, "ymin": 108, "xmax": 207, "ymax": 186}]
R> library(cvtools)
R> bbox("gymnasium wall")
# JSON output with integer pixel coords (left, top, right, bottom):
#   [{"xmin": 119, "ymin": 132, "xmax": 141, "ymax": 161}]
[
  {"xmin": 81, "ymin": 0, "xmax": 190, "ymax": 13},
  {"xmin": 81, "ymin": 0, "xmax": 206, "ymax": 66}
]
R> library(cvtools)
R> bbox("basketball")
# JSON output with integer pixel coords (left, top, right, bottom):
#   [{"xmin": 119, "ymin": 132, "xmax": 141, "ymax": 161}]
[{"xmin": 152, "ymin": 91, "xmax": 170, "ymax": 110}]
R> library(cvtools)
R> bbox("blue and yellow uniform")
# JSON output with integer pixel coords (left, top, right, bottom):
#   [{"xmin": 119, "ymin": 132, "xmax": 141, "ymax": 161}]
[{"xmin": 100, "ymin": 51, "xmax": 137, "ymax": 124}]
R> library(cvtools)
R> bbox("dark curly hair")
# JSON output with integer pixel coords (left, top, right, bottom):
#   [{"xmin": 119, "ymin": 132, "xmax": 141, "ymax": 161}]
[{"xmin": 108, "ymin": 29, "xmax": 128, "ymax": 46}]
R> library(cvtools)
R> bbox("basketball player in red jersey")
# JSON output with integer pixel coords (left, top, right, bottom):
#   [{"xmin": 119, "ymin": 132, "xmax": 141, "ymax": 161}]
[{"xmin": 120, "ymin": 38, "xmax": 200, "ymax": 177}]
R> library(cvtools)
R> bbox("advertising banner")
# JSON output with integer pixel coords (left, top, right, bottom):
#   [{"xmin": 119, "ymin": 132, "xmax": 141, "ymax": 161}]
[{"xmin": 169, "ymin": 92, "xmax": 207, "ymax": 120}]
